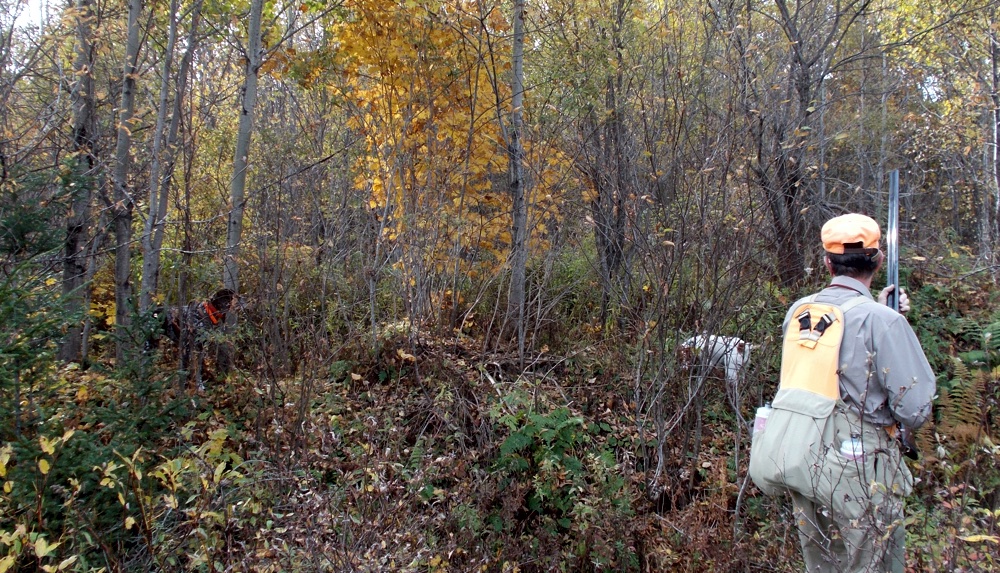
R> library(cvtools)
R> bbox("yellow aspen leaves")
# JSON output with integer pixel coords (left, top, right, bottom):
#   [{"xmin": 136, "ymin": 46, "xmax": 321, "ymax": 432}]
[{"xmin": 329, "ymin": 0, "xmax": 574, "ymax": 297}]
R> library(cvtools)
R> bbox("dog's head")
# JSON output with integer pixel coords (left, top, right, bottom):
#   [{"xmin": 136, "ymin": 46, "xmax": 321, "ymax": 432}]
[
  {"xmin": 719, "ymin": 337, "xmax": 751, "ymax": 383},
  {"xmin": 208, "ymin": 288, "xmax": 238, "ymax": 314},
  {"xmin": 681, "ymin": 334, "xmax": 752, "ymax": 384}
]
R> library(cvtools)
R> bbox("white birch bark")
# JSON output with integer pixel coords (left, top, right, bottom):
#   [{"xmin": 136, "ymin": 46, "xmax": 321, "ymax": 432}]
[
  {"xmin": 58, "ymin": 0, "xmax": 96, "ymax": 361},
  {"xmin": 224, "ymin": 0, "xmax": 264, "ymax": 296},
  {"xmin": 139, "ymin": 0, "xmax": 204, "ymax": 312},
  {"xmin": 111, "ymin": 0, "xmax": 142, "ymax": 361},
  {"xmin": 509, "ymin": 0, "xmax": 527, "ymax": 364}
]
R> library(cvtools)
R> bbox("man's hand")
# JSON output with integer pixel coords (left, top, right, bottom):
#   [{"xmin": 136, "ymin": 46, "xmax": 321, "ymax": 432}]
[{"xmin": 878, "ymin": 285, "xmax": 910, "ymax": 313}]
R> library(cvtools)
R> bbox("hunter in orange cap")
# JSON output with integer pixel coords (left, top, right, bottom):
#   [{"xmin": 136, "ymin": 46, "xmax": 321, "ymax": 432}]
[
  {"xmin": 821, "ymin": 213, "xmax": 881, "ymax": 255},
  {"xmin": 772, "ymin": 211, "xmax": 934, "ymax": 573}
]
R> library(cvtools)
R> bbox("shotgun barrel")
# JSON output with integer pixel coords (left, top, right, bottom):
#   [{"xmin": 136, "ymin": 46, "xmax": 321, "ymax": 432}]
[
  {"xmin": 886, "ymin": 170, "xmax": 900, "ymax": 312},
  {"xmin": 887, "ymin": 171, "xmax": 917, "ymax": 458}
]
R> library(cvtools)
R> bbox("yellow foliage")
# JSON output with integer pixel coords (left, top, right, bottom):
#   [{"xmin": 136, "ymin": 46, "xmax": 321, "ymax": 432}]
[{"xmin": 332, "ymin": 0, "xmax": 577, "ymax": 303}]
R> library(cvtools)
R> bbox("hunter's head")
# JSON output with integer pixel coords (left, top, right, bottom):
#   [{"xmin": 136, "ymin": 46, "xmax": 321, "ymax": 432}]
[{"xmin": 821, "ymin": 213, "xmax": 883, "ymax": 279}]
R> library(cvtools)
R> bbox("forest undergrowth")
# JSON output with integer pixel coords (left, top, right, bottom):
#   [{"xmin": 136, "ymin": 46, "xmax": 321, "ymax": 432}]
[{"xmin": 4, "ymin": 253, "xmax": 1000, "ymax": 572}]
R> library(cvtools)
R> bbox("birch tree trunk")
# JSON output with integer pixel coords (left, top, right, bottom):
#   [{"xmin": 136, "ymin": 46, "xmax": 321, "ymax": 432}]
[
  {"xmin": 985, "ymin": 21, "xmax": 999, "ymax": 262},
  {"xmin": 508, "ymin": 0, "xmax": 527, "ymax": 365},
  {"xmin": 224, "ymin": 0, "xmax": 264, "ymax": 296},
  {"xmin": 139, "ymin": 0, "xmax": 203, "ymax": 312},
  {"xmin": 111, "ymin": 0, "xmax": 143, "ymax": 362},
  {"xmin": 58, "ymin": 0, "xmax": 96, "ymax": 362}
]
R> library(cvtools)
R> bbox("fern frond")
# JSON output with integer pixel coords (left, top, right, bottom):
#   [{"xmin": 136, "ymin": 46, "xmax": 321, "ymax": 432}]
[
  {"xmin": 914, "ymin": 421, "xmax": 936, "ymax": 460},
  {"xmin": 964, "ymin": 370, "xmax": 987, "ymax": 424},
  {"xmin": 939, "ymin": 357, "xmax": 986, "ymax": 447},
  {"xmin": 957, "ymin": 317, "xmax": 985, "ymax": 340},
  {"xmin": 951, "ymin": 356, "xmax": 970, "ymax": 384},
  {"xmin": 985, "ymin": 321, "xmax": 1000, "ymax": 353},
  {"xmin": 951, "ymin": 423, "xmax": 982, "ymax": 445},
  {"xmin": 938, "ymin": 385, "xmax": 956, "ymax": 434}
]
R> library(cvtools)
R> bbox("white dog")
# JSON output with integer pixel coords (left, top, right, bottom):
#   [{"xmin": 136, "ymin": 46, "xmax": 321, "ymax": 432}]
[{"xmin": 681, "ymin": 335, "xmax": 752, "ymax": 385}]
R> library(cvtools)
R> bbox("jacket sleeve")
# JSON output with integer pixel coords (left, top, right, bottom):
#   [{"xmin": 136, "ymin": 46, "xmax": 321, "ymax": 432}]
[{"xmin": 875, "ymin": 315, "xmax": 936, "ymax": 430}]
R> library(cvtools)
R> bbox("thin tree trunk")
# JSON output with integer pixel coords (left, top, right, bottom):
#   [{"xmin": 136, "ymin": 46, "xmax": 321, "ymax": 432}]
[
  {"xmin": 986, "ymin": 22, "xmax": 999, "ymax": 262},
  {"xmin": 111, "ymin": 0, "xmax": 143, "ymax": 362},
  {"xmin": 139, "ymin": 0, "xmax": 204, "ymax": 312},
  {"xmin": 224, "ymin": 0, "xmax": 263, "ymax": 295},
  {"xmin": 508, "ymin": 0, "xmax": 527, "ymax": 366},
  {"xmin": 59, "ymin": 0, "xmax": 96, "ymax": 362}
]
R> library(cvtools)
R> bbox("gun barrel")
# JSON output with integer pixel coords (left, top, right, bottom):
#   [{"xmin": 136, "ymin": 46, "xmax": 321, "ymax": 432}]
[{"xmin": 887, "ymin": 170, "xmax": 900, "ymax": 312}]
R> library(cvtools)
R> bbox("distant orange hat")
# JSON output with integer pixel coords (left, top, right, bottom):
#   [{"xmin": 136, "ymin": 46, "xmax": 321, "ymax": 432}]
[{"xmin": 821, "ymin": 213, "xmax": 881, "ymax": 255}]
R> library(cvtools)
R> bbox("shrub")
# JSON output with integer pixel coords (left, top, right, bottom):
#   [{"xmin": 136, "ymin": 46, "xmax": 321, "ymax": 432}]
[{"xmin": 490, "ymin": 390, "xmax": 635, "ymax": 569}]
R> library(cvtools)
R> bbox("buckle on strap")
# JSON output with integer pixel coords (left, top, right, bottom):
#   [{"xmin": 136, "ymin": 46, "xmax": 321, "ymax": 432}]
[{"xmin": 797, "ymin": 310, "xmax": 839, "ymax": 347}]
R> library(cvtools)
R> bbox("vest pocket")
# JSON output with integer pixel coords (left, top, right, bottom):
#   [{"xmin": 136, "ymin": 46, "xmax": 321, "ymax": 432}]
[{"xmin": 814, "ymin": 444, "xmax": 876, "ymax": 520}]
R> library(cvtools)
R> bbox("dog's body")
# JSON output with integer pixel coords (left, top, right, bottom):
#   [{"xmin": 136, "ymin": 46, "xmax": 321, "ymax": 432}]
[
  {"xmin": 681, "ymin": 334, "xmax": 752, "ymax": 385},
  {"xmin": 646, "ymin": 334, "xmax": 753, "ymax": 500},
  {"xmin": 157, "ymin": 288, "xmax": 237, "ymax": 389}
]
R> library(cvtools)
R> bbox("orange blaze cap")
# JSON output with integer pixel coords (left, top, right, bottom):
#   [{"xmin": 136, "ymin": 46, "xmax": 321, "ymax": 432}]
[{"xmin": 821, "ymin": 213, "xmax": 881, "ymax": 255}]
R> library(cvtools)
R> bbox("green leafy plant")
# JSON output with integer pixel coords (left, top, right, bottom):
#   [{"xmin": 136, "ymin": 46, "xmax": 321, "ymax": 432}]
[
  {"xmin": 497, "ymin": 405, "xmax": 589, "ymax": 523},
  {"xmin": 490, "ymin": 391, "xmax": 635, "ymax": 568}
]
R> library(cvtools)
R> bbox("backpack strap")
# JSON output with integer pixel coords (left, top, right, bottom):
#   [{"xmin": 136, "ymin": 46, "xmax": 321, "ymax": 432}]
[
  {"xmin": 793, "ymin": 294, "xmax": 837, "ymax": 348},
  {"xmin": 838, "ymin": 294, "xmax": 875, "ymax": 314},
  {"xmin": 791, "ymin": 295, "xmax": 873, "ymax": 347},
  {"xmin": 804, "ymin": 293, "xmax": 874, "ymax": 311}
]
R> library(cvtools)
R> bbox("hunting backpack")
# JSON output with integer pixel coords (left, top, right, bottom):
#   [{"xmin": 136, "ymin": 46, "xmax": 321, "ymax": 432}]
[{"xmin": 748, "ymin": 294, "xmax": 886, "ymax": 518}]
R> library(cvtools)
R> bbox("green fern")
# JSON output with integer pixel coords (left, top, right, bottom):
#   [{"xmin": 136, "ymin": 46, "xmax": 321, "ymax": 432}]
[{"xmin": 957, "ymin": 315, "xmax": 1000, "ymax": 368}]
